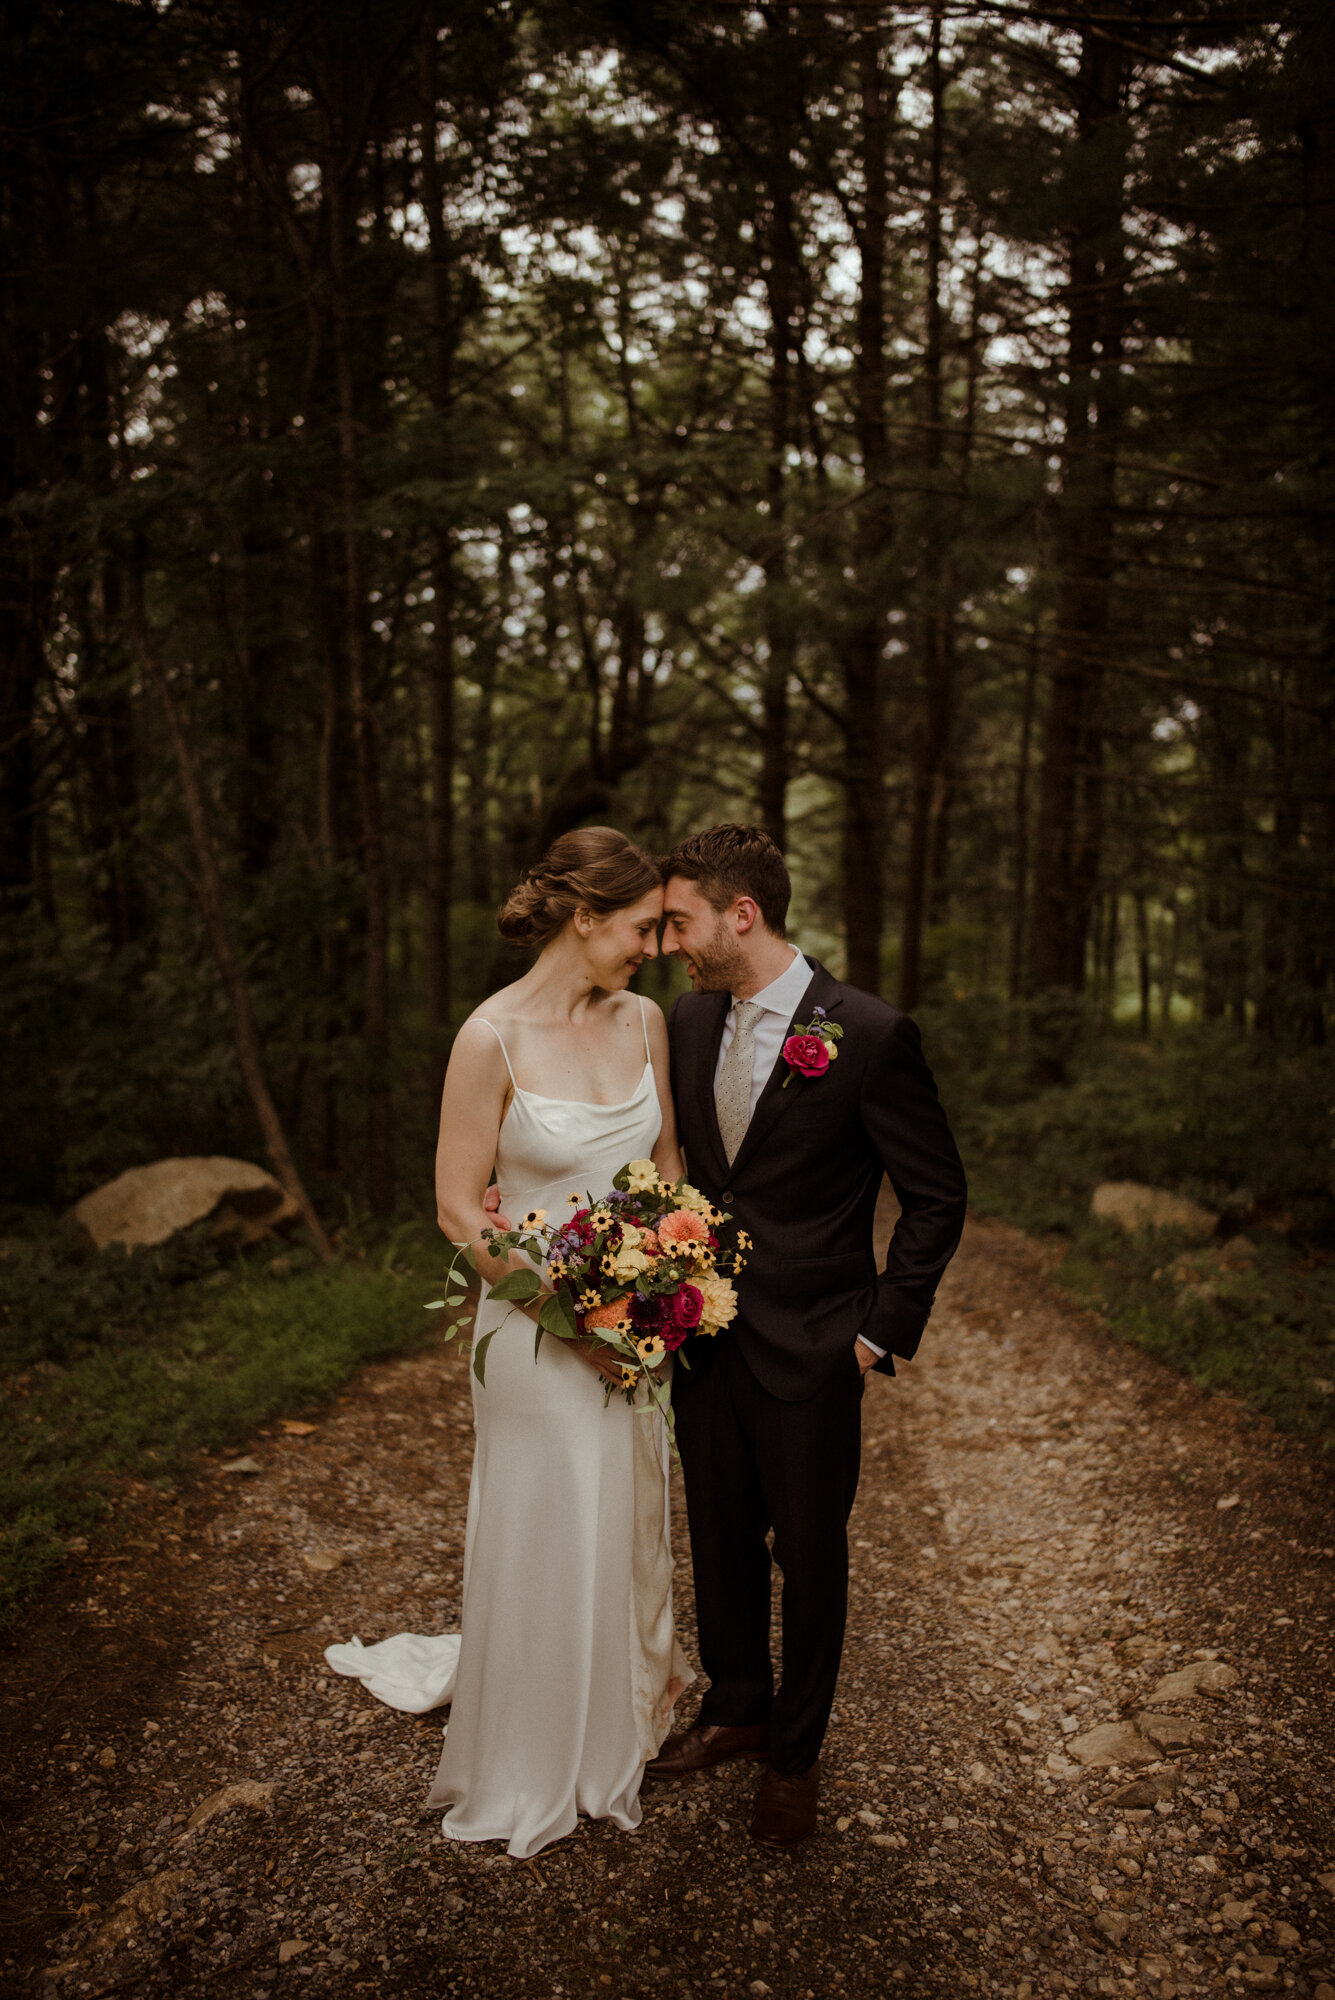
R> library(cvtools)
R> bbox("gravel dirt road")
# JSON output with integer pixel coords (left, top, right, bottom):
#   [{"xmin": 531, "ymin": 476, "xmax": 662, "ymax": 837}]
[{"xmin": 3, "ymin": 1210, "xmax": 1333, "ymax": 1999}]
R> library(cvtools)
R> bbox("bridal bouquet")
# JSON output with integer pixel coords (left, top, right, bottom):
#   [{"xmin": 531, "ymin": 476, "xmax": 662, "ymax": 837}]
[{"xmin": 429, "ymin": 1159, "xmax": 747, "ymax": 1442}]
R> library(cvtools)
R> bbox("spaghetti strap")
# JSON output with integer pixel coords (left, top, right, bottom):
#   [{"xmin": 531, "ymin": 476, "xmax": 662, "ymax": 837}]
[
  {"xmin": 479, "ymin": 1017, "xmax": 518, "ymax": 1089},
  {"xmin": 638, "ymin": 995, "xmax": 652, "ymax": 1067}
]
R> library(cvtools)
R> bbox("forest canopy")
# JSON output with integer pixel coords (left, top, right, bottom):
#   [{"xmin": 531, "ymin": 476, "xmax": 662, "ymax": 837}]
[{"xmin": 2, "ymin": 0, "xmax": 1332, "ymax": 1219}]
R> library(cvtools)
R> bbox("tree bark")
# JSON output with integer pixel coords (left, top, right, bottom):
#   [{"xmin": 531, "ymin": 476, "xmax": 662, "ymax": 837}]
[
  {"xmin": 73, "ymin": 318, "xmax": 148, "ymax": 949},
  {"xmin": 1027, "ymin": 20, "xmax": 1127, "ymax": 1028},
  {"xmin": 325, "ymin": 122, "xmax": 394, "ymax": 1212},
  {"xmin": 1007, "ymin": 626, "xmax": 1039, "ymax": 1003},
  {"xmin": 1199, "ymin": 705, "xmax": 1248, "ymax": 1029},
  {"xmin": 759, "ymin": 61, "xmax": 797, "ymax": 851},
  {"xmin": 842, "ymin": 23, "xmax": 892, "ymax": 993},
  {"xmin": 1297, "ymin": 0, "xmax": 1335, "ymax": 1043},
  {"xmin": 900, "ymin": 2, "xmax": 953, "ymax": 1013},
  {"xmin": 128, "ymin": 581, "xmax": 332, "ymax": 1262},
  {"xmin": 420, "ymin": 0, "xmax": 456, "ymax": 1053},
  {"xmin": 1134, "ymin": 893, "xmax": 1151, "ymax": 1036}
]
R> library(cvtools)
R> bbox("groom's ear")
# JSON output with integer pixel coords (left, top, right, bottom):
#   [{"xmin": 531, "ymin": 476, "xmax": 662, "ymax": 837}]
[{"xmin": 733, "ymin": 896, "xmax": 762, "ymax": 936}]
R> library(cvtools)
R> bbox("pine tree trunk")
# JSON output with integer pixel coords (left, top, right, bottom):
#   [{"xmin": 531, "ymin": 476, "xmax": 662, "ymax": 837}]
[
  {"xmin": 1297, "ymin": 2, "xmax": 1335, "ymax": 1043},
  {"xmin": 420, "ymin": 2, "xmax": 456, "ymax": 1057},
  {"xmin": 1199, "ymin": 706, "xmax": 1248, "ymax": 1029},
  {"xmin": 1028, "ymin": 24, "xmax": 1127, "ymax": 1023},
  {"xmin": 326, "ymin": 143, "xmax": 394, "ymax": 1212},
  {"xmin": 758, "ymin": 15, "xmax": 799, "ymax": 851},
  {"xmin": 843, "ymin": 25, "xmax": 891, "ymax": 993},
  {"xmin": 900, "ymin": 4, "xmax": 952, "ymax": 1012},
  {"xmin": 129, "ymin": 581, "xmax": 332, "ymax": 1262},
  {"xmin": 1135, "ymin": 894, "xmax": 1151, "ymax": 1036},
  {"xmin": 1007, "ymin": 628, "xmax": 1039, "ymax": 1003}
]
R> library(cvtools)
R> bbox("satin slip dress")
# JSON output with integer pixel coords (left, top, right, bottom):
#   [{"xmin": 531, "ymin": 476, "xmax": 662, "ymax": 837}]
[{"xmin": 326, "ymin": 996, "xmax": 692, "ymax": 1857}]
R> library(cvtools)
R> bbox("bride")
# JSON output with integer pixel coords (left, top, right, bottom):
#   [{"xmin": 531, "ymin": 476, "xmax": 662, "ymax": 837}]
[{"xmin": 327, "ymin": 827, "xmax": 693, "ymax": 1856}]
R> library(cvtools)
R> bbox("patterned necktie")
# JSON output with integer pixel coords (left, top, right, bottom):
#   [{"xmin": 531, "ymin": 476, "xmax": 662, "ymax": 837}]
[{"xmin": 715, "ymin": 1000, "xmax": 764, "ymax": 1167}]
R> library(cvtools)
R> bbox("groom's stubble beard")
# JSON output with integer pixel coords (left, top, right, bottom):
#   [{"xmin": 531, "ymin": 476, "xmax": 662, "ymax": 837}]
[{"xmin": 685, "ymin": 914, "xmax": 750, "ymax": 994}]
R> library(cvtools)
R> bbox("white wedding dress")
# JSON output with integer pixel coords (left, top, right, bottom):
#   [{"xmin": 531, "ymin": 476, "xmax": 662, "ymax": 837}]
[{"xmin": 326, "ymin": 999, "xmax": 692, "ymax": 1857}]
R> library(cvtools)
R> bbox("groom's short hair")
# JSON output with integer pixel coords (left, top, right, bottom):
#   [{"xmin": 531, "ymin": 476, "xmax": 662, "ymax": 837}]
[{"xmin": 662, "ymin": 824, "xmax": 790, "ymax": 936}]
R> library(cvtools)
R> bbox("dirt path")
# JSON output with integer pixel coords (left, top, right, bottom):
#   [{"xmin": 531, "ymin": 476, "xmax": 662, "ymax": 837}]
[{"xmin": 3, "ymin": 1215, "xmax": 1334, "ymax": 2000}]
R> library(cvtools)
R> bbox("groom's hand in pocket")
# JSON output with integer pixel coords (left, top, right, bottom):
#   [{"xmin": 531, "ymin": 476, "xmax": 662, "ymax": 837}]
[{"xmin": 854, "ymin": 1339, "xmax": 880, "ymax": 1374}]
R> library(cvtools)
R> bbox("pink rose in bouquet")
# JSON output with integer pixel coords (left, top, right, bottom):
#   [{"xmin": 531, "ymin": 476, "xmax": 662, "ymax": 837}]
[
  {"xmin": 782, "ymin": 1032, "xmax": 830, "ymax": 1078},
  {"xmin": 436, "ymin": 1159, "xmax": 748, "ymax": 1459},
  {"xmin": 662, "ymin": 1283, "xmax": 703, "ymax": 1349}
]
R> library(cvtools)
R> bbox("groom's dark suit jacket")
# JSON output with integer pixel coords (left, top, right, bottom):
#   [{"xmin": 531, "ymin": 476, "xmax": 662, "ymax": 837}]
[{"xmin": 669, "ymin": 958, "xmax": 967, "ymax": 1401}]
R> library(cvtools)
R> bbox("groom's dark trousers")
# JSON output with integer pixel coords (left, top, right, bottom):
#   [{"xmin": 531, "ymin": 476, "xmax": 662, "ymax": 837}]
[{"xmin": 669, "ymin": 958, "xmax": 967, "ymax": 1778}]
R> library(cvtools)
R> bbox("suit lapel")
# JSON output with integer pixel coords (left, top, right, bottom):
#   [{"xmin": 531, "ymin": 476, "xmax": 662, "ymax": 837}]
[{"xmin": 728, "ymin": 959, "xmax": 844, "ymax": 1179}]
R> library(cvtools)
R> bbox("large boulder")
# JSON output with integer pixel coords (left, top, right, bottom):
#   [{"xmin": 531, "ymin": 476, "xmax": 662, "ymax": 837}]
[
  {"xmin": 1091, "ymin": 1181, "xmax": 1218, "ymax": 1241},
  {"xmin": 69, "ymin": 1157, "xmax": 299, "ymax": 1251}
]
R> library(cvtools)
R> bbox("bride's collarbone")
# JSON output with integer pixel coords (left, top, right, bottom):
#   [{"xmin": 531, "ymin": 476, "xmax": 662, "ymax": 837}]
[{"xmin": 491, "ymin": 1005, "xmax": 649, "ymax": 1106}]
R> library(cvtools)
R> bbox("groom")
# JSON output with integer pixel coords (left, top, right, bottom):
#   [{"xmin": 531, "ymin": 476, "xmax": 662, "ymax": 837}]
[{"xmin": 648, "ymin": 824, "xmax": 967, "ymax": 1845}]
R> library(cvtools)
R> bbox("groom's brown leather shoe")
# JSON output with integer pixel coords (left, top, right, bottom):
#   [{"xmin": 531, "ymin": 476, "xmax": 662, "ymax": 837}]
[
  {"xmin": 643, "ymin": 1722, "xmax": 768, "ymax": 1781},
  {"xmin": 750, "ymin": 1759, "xmax": 820, "ymax": 1845}
]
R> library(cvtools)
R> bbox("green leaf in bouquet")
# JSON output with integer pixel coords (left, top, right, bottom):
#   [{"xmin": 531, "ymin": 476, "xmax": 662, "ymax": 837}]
[
  {"xmin": 473, "ymin": 1327, "xmax": 498, "ymax": 1386},
  {"xmin": 538, "ymin": 1291, "xmax": 577, "ymax": 1339},
  {"xmin": 425, "ymin": 1299, "xmax": 445, "ymax": 1310},
  {"xmin": 488, "ymin": 1268, "xmax": 542, "ymax": 1301}
]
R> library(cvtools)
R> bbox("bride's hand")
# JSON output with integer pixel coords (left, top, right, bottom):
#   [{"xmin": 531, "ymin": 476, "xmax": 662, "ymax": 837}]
[
  {"xmin": 511, "ymin": 1291, "xmax": 629, "ymax": 1386},
  {"xmin": 572, "ymin": 1336, "xmax": 632, "ymax": 1387}
]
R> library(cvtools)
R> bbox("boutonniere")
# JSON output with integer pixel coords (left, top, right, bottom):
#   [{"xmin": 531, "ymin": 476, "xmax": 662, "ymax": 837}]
[{"xmin": 781, "ymin": 1006, "xmax": 844, "ymax": 1086}]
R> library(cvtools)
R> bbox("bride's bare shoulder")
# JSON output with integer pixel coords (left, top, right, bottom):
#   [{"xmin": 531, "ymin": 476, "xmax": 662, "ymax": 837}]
[{"xmin": 449, "ymin": 1002, "xmax": 520, "ymax": 1070}]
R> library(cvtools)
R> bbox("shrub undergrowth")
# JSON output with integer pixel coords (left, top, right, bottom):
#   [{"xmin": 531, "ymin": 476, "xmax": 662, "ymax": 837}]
[
  {"xmin": 924, "ymin": 1005, "xmax": 1335, "ymax": 1455},
  {"xmin": 0, "ymin": 1212, "xmax": 448, "ymax": 1629}
]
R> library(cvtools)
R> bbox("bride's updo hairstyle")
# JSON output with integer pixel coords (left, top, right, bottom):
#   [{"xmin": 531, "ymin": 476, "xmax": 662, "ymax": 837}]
[{"xmin": 496, "ymin": 827, "xmax": 661, "ymax": 949}]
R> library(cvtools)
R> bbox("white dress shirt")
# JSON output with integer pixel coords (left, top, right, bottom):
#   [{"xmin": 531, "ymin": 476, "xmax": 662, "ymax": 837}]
[{"xmin": 712, "ymin": 947, "xmax": 884, "ymax": 1361}]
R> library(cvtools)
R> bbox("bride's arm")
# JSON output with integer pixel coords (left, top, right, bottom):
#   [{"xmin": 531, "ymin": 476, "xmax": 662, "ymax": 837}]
[
  {"xmin": 435, "ymin": 1017, "xmax": 624, "ymax": 1382},
  {"xmin": 434, "ymin": 1018, "xmax": 530, "ymax": 1290},
  {"xmin": 644, "ymin": 1001, "xmax": 685, "ymax": 1184}
]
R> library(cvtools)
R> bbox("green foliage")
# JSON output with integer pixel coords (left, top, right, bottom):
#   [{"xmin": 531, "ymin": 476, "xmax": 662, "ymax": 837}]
[
  {"xmin": 935, "ymin": 1015, "xmax": 1335, "ymax": 1236},
  {"xmin": 0, "ymin": 922, "xmax": 250, "ymax": 1205},
  {"xmin": 1057, "ymin": 1225, "xmax": 1335, "ymax": 1452},
  {"xmin": 0, "ymin": 1217, "xmax": 443, "ymax": 1630},
  {"xmin": 925, "ymin": 1004, "xmax": 1335, "ymax": 1449}
]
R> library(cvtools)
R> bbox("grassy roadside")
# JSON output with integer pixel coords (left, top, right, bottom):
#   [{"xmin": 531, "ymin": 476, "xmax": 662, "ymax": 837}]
[
  {"xmin": 967, "ymin": 1167, "xmax": 1335, "ymax": 1453},
  {"xmin": 0, "ymin": 1214, "xmax": 451, "ymax": 1631},
  {"xmin": 929, "ymin": 1016, "xmax": 1335, "ymax": 1457}
]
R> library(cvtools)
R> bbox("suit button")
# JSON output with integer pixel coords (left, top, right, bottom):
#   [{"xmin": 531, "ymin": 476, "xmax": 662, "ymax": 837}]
[{"xmin": 721, "ymin": 1190, "xmax": 734, "ymax": 1204}]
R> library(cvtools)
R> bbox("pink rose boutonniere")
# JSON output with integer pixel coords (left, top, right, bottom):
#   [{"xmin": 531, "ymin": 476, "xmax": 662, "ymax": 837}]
[{"xmin": 781, "ymin": 1006, "xmax": 844, "ymax": 1086}]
